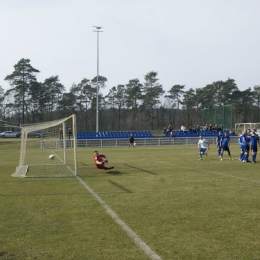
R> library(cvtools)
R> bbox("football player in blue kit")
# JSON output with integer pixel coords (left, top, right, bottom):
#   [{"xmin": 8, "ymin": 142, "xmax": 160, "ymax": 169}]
[
  {"xmin": 238, "ymin": 129, "xmax": 246, "ymax": 161},
  {"xmin": 216, "ymin": 131, "xmax": 223, "ymax": 157},
  {"xmin": 241, "ymin": 131, "xmax": 251, "ymax": 163},
  {"xmin": 250, "ymin": 129, "xmax": 259, "ymax": 163},
  {"xmin": 220, "ymin": 132, "xmax": 233, "ymax": 161}
]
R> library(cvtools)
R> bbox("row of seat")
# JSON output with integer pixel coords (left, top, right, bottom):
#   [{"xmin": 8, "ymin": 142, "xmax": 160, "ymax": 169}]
[
  {"xmin": 165, "ymin": 130, "xmax": 237, "ymax": 138},
  {"xmin": 77, "ymin": 131, "xmax": 154, "ymax": 139}
]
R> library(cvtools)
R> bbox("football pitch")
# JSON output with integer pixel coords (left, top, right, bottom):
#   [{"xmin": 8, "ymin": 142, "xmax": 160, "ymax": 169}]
[{"xmin": 1, "ymin": 140, "xmax": 260, "ymax": 260}]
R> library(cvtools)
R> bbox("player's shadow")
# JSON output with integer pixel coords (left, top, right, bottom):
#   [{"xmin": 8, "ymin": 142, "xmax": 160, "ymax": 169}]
[
  {"xmin": 124, "ymin": 164, "xmax": 158, "ymax": 175},
  {"xmin": 107, "ymin": 180, "xmax": 132, "ymax": 193},
  {"xmin": 106, "ymin": 170, "xmax": 122, "ymax": 175}
]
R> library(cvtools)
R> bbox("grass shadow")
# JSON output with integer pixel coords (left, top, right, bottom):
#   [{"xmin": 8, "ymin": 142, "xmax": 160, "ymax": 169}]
[
  {"xmin": 106, "ymin": 170, "xmax": 123, "ymax": 175},
  {"xmin": 124, "ymin": 164, "xmax": 158, "ymax": 175},
  {"xmin": 107, "ymin": 180, "xmax": 132, "ymax": 193}
]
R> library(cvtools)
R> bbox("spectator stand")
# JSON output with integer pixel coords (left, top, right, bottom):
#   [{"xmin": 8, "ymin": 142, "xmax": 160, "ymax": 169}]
[
  {"xmin": 76, "ymin": 130, "xmax": 154, "ymax": 140},
  {"xmin": 164, "ymin": 129, "xmax": 237, "ymax": 138}
]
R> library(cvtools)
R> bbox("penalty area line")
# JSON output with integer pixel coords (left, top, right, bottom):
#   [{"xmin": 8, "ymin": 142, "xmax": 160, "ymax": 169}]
[
  {"xmin": 76, "ymin": 176, "xmax": 162, "ymax": 260},
  {"xmin": 159, "ymin": 161, "xmax": 260, "ymax": 184}
]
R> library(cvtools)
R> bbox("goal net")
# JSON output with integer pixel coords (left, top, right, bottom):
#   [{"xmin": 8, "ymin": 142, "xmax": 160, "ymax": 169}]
[{"xmin": 12, "ymin": 114, "xmax": 78, "ymax": 178}]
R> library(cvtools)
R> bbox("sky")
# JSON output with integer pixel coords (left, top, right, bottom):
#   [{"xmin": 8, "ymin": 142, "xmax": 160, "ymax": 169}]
[{"xmin": 1, "ymin": 0, "xmax": 260, "ymax": 96}]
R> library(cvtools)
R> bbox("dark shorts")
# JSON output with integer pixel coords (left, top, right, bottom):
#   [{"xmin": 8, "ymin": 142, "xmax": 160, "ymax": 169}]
[
  {"xmin": 251, "ymin": 145, "xmax": 258, "ymax": 153},
  {"xmin": 241, "ymin": 145, "xmax": 249, "ymax": 152},
  {"xmin": 221, "ymin": 146, "xmax": 230, "ymax": 152}
]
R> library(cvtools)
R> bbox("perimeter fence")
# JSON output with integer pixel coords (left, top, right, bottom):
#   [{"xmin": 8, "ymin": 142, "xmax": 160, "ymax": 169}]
[{"xmin": 77, "ymin": 136, "xmax": 239, "ymax": 148}]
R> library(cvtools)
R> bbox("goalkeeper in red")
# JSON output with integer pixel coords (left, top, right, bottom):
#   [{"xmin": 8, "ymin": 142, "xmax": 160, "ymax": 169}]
[{"xmin": 93, "ymin": 151, "xmax": 114, "ymax": 170}]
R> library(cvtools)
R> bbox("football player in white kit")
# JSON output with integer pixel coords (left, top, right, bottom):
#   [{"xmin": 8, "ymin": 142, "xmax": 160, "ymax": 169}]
[{"xmin": 198, "ymin": 135, "xmax": 210, "ymax": 160}]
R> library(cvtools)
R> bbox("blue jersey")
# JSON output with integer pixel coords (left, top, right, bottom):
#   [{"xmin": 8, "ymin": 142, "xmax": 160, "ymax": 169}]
[
  {"xmin": 242, "ymin": 134, "xmax": 250, "ymax": 146},
  {"xmin": 216, "ymin": 135, "xmax": 223, "ymax": 145},
  {"xmin": 251, "ymin": 134, "xmax": 259, "ymax": 146},
  {"xmin": 238, "ymin": 134, "xmax": 244, "ymax": 145},
  {"xmin": 221, "ymin": 135, "xmax": 230, "ymax": 147}
]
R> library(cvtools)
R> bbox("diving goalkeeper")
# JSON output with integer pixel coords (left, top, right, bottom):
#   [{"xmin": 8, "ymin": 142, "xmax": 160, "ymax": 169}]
[{"xmin": 93, "ymin": 151, "xmax": 114, "ymax": 170}]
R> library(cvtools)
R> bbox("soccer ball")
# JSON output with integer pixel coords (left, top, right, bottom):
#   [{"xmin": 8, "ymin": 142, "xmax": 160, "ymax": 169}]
[{"xmin": 49, "ymin": 154, "xmax": 55, "ymax": 160}]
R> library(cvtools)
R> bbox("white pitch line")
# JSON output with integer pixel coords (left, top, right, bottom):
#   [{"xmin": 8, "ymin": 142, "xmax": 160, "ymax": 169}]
[
  {"xmin": 159, "ymin": 161, "xmax": 260, "ymax": 184},
  {"xmin": 76, "ymin": 176, "xmax": 162, "ymax": 260},
  {"xmin": 92, "ymin": 185, "xmax": 260, "ymax": 194}
]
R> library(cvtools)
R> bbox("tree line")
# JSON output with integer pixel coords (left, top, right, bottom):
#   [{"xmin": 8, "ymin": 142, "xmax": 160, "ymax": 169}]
[{"xmin": 1, "ymin": 58, "xmax": 260, "ymax": 132}]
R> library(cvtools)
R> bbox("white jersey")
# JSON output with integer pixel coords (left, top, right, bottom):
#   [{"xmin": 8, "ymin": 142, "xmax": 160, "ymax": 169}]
[{"xmin": 198, "ymin": 139, "xmax": 208, "ymax": 148}]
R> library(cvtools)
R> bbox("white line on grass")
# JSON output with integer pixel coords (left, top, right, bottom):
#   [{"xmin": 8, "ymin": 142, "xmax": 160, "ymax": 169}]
[
  {"xmin": 76, "ymin": 176, "xmax": 162, "ymax": 260},
  {"xmin": 159, "ymin": 161, "xmax": 260, "ymax": 184},
  {"xmin": 93, "ymin": 185, "xmax": 260, "ymax": 194}
]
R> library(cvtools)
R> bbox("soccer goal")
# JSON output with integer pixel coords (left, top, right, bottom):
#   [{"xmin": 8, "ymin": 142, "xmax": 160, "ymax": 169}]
[
  {"xmin": 235, "ymin": 122, "xmax": 260, "ymax": 135},
  {"xmin": 12, "ymin": 114, "xmax": 78, "ymax": 178}
]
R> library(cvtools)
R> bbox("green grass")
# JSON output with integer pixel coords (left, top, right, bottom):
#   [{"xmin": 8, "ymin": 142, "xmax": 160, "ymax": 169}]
[{"xmin": 1, "ymin": 140, "xmax": 260, "ymax": 259}]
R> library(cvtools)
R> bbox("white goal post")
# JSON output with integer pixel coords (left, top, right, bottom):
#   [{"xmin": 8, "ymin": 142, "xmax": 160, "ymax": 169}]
[
  {"xmin": 235, "ymin": 123, "xmax": 260, "ymax": 135},
  {"xmin": 12, "ymin": 114, "xmax": 78, "ymax": 178}
]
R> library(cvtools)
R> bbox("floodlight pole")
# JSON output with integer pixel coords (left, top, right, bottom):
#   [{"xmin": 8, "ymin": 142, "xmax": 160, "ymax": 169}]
[{"xmin": 93, "ymin": 26, "xmax": 103, "ymax": 133}]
